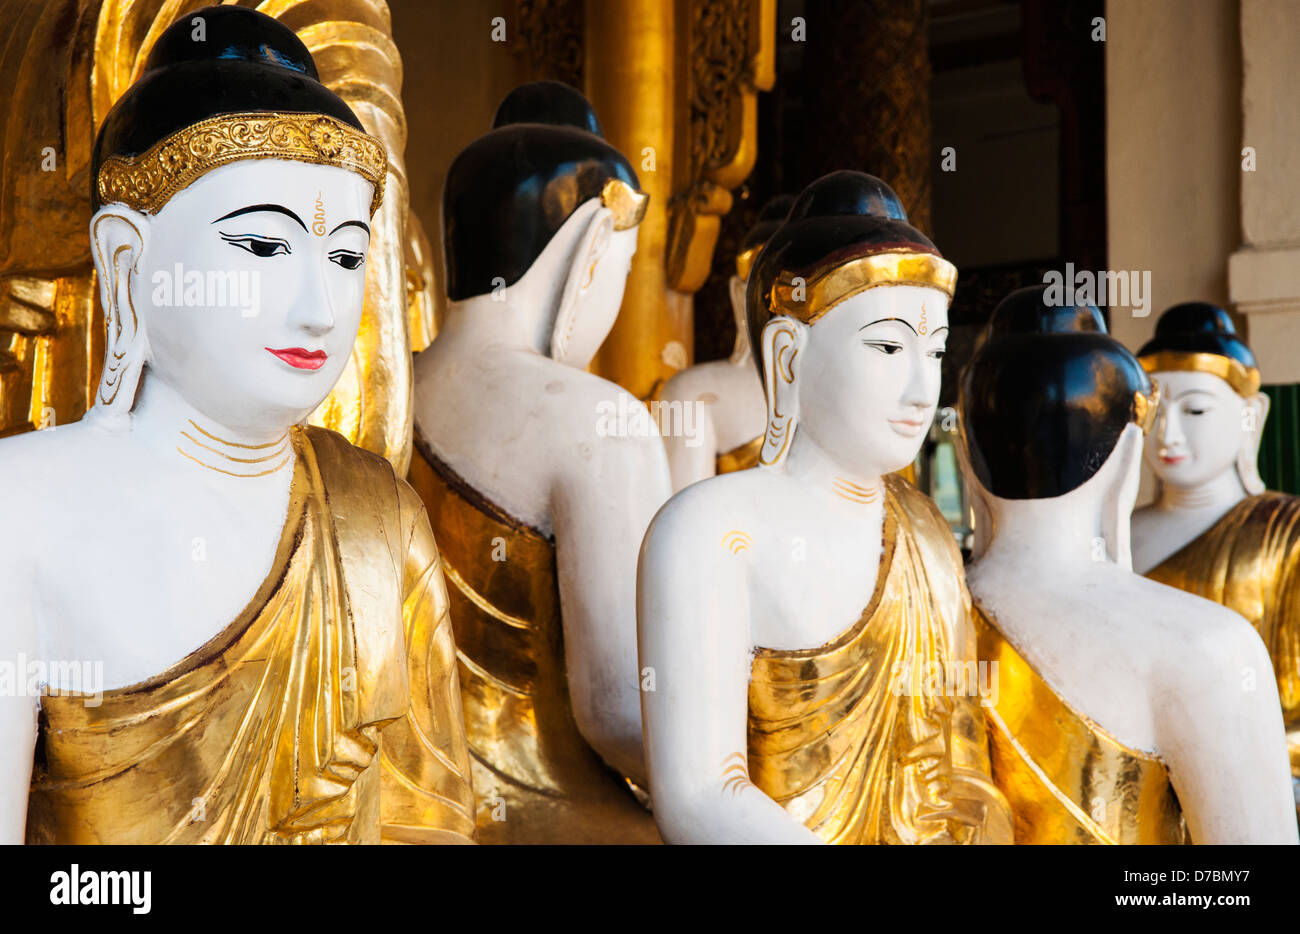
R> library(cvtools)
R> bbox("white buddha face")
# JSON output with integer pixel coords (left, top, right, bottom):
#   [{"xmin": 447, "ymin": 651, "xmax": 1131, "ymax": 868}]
[
  {"xmin": 128, "ymin": 158, "xmax": 373, "ymax": 430},
  {"xmin": 796, "ymin": 285, "xmax": 949, "ymax": 476},
  {"xmin": 1144, "ymin": 369, "xmax": 1246, "ymax": 489}
]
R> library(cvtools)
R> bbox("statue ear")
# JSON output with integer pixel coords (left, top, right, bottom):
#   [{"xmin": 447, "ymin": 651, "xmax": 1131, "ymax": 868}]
[
  {"xmin": 1100, "ymin": 424, "xmax": 1144, "ymax": 570},
  {"xmin": 728, "ymin": 275, "xmax": 750, "ymax": 361},
  {"xmin": 758, "ymin": 315, "xmax": 806, "ymax": 467},
  {"xmin": 728, "ymin": 275, "xmax": 747, "ymax": 322},
  {"xmin": 550, "ymin": 206, "xmax": 613, "ymax": 363},
  {"xmin": 1238, "ymin": 391, "xmax": 1270, "ymax": 495},
  {"xmin": 88, "ymin": 206, "xmax": 151, "ymax": 425}
]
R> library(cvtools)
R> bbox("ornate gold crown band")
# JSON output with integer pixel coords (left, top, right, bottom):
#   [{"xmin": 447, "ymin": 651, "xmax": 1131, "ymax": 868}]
[
  {"xmin": 735, "ymin": 243, "xmax": 764, "ymax": 281},
  {"xmin": 768, "ymin": 249, "xmax": 958, "ymax": 324},
  {"xmin": 97, "ymin": 112, "xmax": 388, "ymax": 217},
  {"xmin": 600, "ymin": 178, "xmax": 649, "ymax": 231},
  {"xmin": 1138, "ymin": 350, "xmax": 1261, "ymax": 397},
  {"xmin": 1132, "ymin": 381, "xmax": 1160, "ymax": 435}
]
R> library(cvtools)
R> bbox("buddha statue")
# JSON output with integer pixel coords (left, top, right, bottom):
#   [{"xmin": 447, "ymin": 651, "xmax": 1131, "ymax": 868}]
[
  {"xmin": 409, "ymin": 81, "xmax": 669, "ymax": 844},
  {"xmin": 658, "ymin": 195, "xmax": 794, "ymax": 490},
  {"xmin": 638, "ymin": 171, "xmax": 1011, "ymax": 844},
  {"xmin": 959, "ymin": 285, "xmax": 1297, "ymax": 844},
  {"xmin": 0, "ymin": 0, "xmax": 431, "ymax": 471},
  {"xmin": 0, "ymin": 8, "xmax": 475, "ymax": 845},
  {"xmin": 1131, "ymin": 302, "xmax": 1300, "ymax": 810}
]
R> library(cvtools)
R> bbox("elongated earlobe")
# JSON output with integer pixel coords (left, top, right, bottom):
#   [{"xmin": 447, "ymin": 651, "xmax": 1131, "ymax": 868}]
[
  {"xmin": 1238, "ymin": 392, "xmax": 1270, "ymax": 495},
  {"xmin": 551, "ymin": 207, "xmax": 612, "ymax": 363},
  {"xmin": 1100, "ymin": 425, "xmax": 1143, "ymax": 570},
  {"xmin": 87, "ymin": 206, "xmax": 151, "ymax": 426},
  {"xmin": 758, "ymin": 316, "xmax": 804, "ymax": 467}
]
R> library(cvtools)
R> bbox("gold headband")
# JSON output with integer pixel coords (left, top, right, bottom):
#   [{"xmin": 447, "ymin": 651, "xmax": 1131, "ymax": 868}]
[
  {"xmin": 768, "ymin": 249, "xmax": 957, "ymax": 324},
  {"xmin": 97, "ymin": 112, "xmax": 388, "ymax": 217},
  {"xmin": 735, "ymin": 243, "xmax": 764, "ymax": 281},
  {"xmin": 600, "ymin": 178, "xmax": 649, "ymax": 231},
  {"xmin": 1138, "ymin": 350, "xmax": 1261, "ymax": 397}
]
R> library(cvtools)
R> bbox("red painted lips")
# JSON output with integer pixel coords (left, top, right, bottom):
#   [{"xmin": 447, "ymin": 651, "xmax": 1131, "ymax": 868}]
[{"xmin": 267, "ymin": 347, "xmax": 328, "ymax": 370}]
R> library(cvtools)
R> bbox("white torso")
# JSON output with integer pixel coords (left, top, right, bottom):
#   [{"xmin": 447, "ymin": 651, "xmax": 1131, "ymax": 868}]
[
  {"xmin": 637, "ymin": 442, "xmax": 894, "ymax": 845},
  {"xmin": 965, "ymin": 432, "xmax": 1297, "ymax": 844},
  {"xmin": 412, "ymin": 309, "xmax": 671, "ymax": 786},
  {"xmin": 1130, "ymin": 475, "xmax": 1248, "ymax": 574},
  {"xmin": 1, "ymin": 390, "xmax": 293, "ymax": 693}
]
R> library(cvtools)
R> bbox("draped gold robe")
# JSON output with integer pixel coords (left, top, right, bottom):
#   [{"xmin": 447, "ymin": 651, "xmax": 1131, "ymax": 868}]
[
  {"xmin": 746, "ymin": 475, "xmax": 1012, "ymax": 844},
  {"xmin": 26, "ymin": 426, "xmax": 476, "ymax": 844},
  {"xmin": 716, "ymin": 436, "xmax": 762, "ymax": 474},
  {"xmin": 407, "ymin": 436, "xmax": 660, "ymax": 844},
  {"xmin": 973, "ymin": 605, "xmax": 1189, "ymax": 844},
  {"xmin": 1145, "ymin": 493, "xmax": 1300, "ymax": 784}
]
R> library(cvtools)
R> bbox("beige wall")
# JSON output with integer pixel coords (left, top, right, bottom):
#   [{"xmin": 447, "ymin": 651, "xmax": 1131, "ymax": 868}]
[
  {"xmin": 390, "ymin": 0, "xmax": 519, "ymax": 305},
  {"xmin": 1105, "ymin": 0, "xmax": 1241, "ymax": 354},
  {"xmin": 1228, "ymin": 0, "xmax": 1300, "ymax": 383}
]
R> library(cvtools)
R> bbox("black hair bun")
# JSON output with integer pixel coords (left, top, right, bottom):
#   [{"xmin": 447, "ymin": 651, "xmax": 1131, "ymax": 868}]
[
  {"xmin": 961, "ymin": 283, "xmax": 1151, "ymax": 500},
  {"xmin": 492, "ymin": 80, "xmax": 603, "ymax": 135},
  {"xmin": 1137, "ymin": 301, "xmax": 1256, "ymax": 370},
  {"xmin": 738, "ymin": 194, "xmax": 796, "ymax": 256},
  {"xmin": 92, "ymin": 5, "xmax": 362, "ymax": 206},
  {"xmin": 443, "ymin": 81, "xmax": 641, "ymax": 302}
]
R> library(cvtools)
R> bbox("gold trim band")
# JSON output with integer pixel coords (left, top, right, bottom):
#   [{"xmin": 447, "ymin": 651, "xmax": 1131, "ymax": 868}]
[
  {"xmin": 600, "ymin": 178, "xmax": 649, "ymax": 231},
  {"xmin": 1138, "ymin": 350, "xmax": 1261, "ymax": 397},
  {"xmin": 735, "ymin": 243, "xmax": 763, "ymax": 281},
  {"xmin": 769, "ymin": 250, "xmax": 958, "ymax": 324},
  {"xmin": 97, "ymin": 112, "xmax": 388, "ymax": 216}
]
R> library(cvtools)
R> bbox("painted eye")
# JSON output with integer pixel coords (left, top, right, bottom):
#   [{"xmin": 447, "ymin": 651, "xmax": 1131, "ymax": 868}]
[
  {"xmin": 329, "ymin": 250, "xmax": 365, "ymax": 270},
  {"xmin": 220, "ymin": 233, "xmax": 289, "ymax": 257},
  {"xmin": 864, "ymin": 341, "xmax": 902, "ymax": 355},
  {"xmin": 929, "ymin": 348, "xmax": 946, "ymax": 360},
  {"xmin": 1185, "ymin": 407, "xmax": 1208, "ymax": 416}
]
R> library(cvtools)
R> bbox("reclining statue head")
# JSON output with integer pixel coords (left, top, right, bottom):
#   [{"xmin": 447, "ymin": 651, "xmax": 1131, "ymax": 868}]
[
  {"xmin": 744, "ymin": 170, "xmax": 956, "ymax": 477},
  {"xmin": 441, "ymin": 80, "xmax": 647, "ymax": 369},
  {"xmin": 1136, "ymin": 302, "xmax": 1267, "ymax": 497},
  {"xmin": 88, "ymin": 5, "xmax": 386, "ymax": 433}
]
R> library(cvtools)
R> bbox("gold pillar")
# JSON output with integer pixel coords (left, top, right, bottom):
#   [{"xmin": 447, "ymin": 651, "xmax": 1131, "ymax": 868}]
[
  {"xmin": 586, "ymin": 0, "xmax": 775, "ymax": 399},
  {"xmin": 585, "ymin": 0, "xmax": 682, "ymax": 399}
]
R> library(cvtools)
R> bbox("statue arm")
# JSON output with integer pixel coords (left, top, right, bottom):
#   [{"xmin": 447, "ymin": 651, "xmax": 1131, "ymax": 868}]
[
  {"xmin": 377, "ymin": 487, "xmax": 477, "ymax": 844},
  {"xmin": 636, "ymin": 494, "xmax": 824, "ymax": 844},
  {"xmin": 549, "ymin": 426, "xmax": 672, "ymax": 788},
  {"xmin": 658, "ymin": 371, "xmax": 720, "ymax": 493},
  {"xmin": 0, "ymin": 556, "xmax": 37, "ymax": 844},
  {"xmin": 1157, "ymin": 615, "xmax": 1299, "ymax": 844}
]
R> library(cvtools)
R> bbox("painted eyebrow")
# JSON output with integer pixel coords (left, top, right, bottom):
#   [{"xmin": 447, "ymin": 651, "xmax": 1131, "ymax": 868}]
[
  {"xmin": 329, "ymin": 219, "xmax": 370, "ymax": 236},
  {"xmin": 859, "ymin": 317, "xmax": 917, "ymax": 335},
  {"xmin": 212, "ymin": 204, "xmax": 307, "ymax": 232},
  {"xmin": 1174, "ymin": 389, "xmax": 1217, "ymax": 401}
]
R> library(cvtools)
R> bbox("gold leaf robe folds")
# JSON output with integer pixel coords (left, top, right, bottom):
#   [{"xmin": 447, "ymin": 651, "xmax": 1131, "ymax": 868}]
[
  {"xmin": 408, "ymin": 438, "xmax": 660, "ymax": 844},
  {"xmin": 746, "ymin": 475, "xmax": 1012, "ymax": 844},
  {"xmin": 1145, "ymin": 493, "xmax": 1300, "ymax": 782},
  {"xmin": 26, "ymin": 427, "xmax": 476, "ymax": 844},
  {"xmin": 973, "ymin": 606, "xmax": 1189, "ymax": 844}
]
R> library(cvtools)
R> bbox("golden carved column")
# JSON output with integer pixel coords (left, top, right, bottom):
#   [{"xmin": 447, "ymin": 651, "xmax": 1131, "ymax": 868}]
[{"xmin": 586, "ymin": 0, "xmax": 774, "ymax": 399}]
